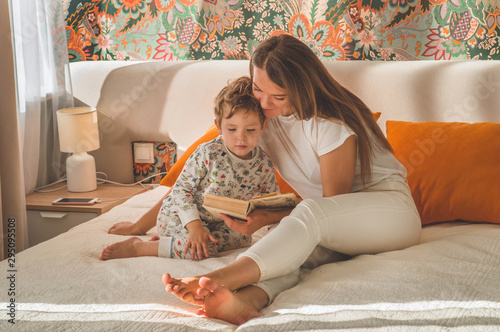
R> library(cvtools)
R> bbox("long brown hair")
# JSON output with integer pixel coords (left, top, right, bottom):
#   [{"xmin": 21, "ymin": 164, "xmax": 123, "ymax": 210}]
[{"xmin": 250, "ymin": 34, "xmax": 393, "ymax": 185}]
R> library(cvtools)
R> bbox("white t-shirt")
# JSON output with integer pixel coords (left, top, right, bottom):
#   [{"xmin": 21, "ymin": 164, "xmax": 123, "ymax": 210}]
[{"xmin": 259, "ymin": 114, "xmax": 407, "ymax": 199}]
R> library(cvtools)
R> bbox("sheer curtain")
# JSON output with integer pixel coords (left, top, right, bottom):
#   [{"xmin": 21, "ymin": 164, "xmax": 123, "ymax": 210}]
[
  {"xmin": 12, "ymin": 0, "xmax": 74, "ymax": 192},
  {"xmin": 0, "ymin": 1, "xmax": 25, "ymax": 259},
  {"xmin": 0, "ymin": 0, "xmax": 73, "ymax": 257}
]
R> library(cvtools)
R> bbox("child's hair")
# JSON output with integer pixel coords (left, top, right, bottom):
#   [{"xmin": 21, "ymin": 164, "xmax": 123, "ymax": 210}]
[{"xmin": 214, "ymin": 76, "xmax": 266, "ymax": 127}]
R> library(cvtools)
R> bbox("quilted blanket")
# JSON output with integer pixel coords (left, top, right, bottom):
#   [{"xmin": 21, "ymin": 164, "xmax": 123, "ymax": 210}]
[{"xmin": 1, "ymin": 186, "xmax": 499, "ymax": 331}]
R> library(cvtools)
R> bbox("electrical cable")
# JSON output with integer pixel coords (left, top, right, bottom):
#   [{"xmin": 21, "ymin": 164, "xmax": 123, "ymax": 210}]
[{"xmin": 33, "ymin": 171, "xmax": 169, "ymax": 196}]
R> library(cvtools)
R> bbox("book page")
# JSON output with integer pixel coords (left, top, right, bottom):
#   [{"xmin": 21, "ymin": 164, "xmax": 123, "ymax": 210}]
[
  {"xmin": 202, "ymin": 193, "xmax": 299, "ymax": 221},
  {"xmin": 250, "ymin": 193, "xmax": 299, "ymax": 210},
  {"xmin": 203, "ymin": 205, "xmax": 248, "ymax": 221},
  {"xmin": 202, "ymin": 194, "xmax": 250, "ymax": 220}
]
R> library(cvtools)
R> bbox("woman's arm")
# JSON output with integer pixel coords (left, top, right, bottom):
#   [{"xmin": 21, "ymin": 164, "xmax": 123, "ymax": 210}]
[
  {"xmin": 134, "ymin": 196, "xmax": 165, "ymax": 234},
  {"xmin": 223, "ymin": 135, "xmax": 357, "ymax": 235},
  {"xmin": 108, "ymin": 188, "xmax": 171, "ymax": 235},
  {"xmin": 320, "ymin": 135, "xmax": 357, "ymax": 197}
]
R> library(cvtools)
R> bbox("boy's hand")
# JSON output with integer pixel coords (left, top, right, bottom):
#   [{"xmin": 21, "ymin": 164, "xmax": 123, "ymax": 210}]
[
  {"xmin": 185, "ymin": 220, "xmax": 219, "ymax": 260},
  {"xmin": 108, "ymin": 221, "xmax": 142, "ymax": 235}
]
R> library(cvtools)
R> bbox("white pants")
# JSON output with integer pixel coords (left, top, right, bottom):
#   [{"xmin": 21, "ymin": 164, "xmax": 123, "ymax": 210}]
[{"xmin": 239, "ymin": 176, "xmax": 422, "ymax": 301}]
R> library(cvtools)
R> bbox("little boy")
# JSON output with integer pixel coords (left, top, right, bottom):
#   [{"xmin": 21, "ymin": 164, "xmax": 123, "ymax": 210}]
[{"xmin": 101, "ymin": 77, "xmax": 278, "ymax": 261}]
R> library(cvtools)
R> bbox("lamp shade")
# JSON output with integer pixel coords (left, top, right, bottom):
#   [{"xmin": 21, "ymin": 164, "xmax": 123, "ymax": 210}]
[{"xmin": 57, "ymin": 107, "xmax": 100, "ymax": 153}]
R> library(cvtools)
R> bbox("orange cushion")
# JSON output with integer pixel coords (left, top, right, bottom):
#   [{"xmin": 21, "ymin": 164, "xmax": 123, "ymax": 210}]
[
  {"xmin": 160, "ymin": 125, "xmax": 219, "ymax": 187},
  {"xmin": 161, "ymin": 112, "xmax": 382, "ymax": 195},
  {"xmin": 386, "ymin": 121, "xmax": 500, "ymax": 225}
]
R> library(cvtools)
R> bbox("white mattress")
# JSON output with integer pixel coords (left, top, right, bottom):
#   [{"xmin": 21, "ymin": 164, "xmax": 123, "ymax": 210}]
[{"xmin": 1, "ymin": 186, "xmax": 499, "ymax": 331}]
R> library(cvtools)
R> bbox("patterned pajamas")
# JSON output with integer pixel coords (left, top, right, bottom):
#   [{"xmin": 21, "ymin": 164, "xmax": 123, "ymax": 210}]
[
  {"xmin": 157, "ymin": 136, "xmax": 278, "ymax": 259},
  {"xmin": 157, "ymin": 209, "xmax": 252, "ymax": 259}
]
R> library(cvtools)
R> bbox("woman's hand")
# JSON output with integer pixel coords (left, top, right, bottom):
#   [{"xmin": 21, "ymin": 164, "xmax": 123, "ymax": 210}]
[
  {"xmin": 185, "ymin": 220, "xmax": 219, "ymax": 260},
  {"xmin": 219, "ymin": 212, "xmax": 264, "ymax": 237},
  {"xmin": 108, "ymin": 222, "xmax": 143, "ymax": 235},
  {"xmin": 221, "ymin": 208, "xmax": 294, "ymax": 237}
]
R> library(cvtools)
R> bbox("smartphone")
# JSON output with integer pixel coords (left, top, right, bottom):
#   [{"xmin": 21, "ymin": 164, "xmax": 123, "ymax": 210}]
[{"xmin": 52, "ymin": 198, "xmax": 98, "ymax": 206}]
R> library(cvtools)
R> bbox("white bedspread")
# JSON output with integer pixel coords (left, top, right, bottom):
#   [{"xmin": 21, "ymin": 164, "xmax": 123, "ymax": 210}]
[{"xmin": 1, "ymin": 186, "xmax": 499, "ymax": 331}]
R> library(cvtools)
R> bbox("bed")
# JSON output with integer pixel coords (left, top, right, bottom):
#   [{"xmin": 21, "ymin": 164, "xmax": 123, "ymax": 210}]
[{"xmin": 1, "ymin": 60, "xmax": 499, "ymax": 331}]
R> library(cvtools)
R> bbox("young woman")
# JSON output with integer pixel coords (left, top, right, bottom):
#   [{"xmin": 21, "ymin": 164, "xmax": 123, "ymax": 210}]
[{"xmin": 162, "ymin": 34, "xmax": 422, "ymax": 325}]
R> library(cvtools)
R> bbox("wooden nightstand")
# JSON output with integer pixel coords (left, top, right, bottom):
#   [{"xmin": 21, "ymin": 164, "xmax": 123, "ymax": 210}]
[{"xmin": 25, "ymin": 183, "xmax": 147, "ymax": 247}]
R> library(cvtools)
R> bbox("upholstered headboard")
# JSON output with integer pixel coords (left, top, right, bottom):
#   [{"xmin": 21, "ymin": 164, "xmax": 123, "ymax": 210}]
[{"xmin": 70, "ymin": 60, "xmax": 500, "ymax": 183}]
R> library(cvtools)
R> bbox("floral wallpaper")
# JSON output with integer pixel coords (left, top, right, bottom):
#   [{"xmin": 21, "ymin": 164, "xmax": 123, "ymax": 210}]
[
  {"xmin": 64, "ymin": 0, "xmax": 500, "ymax": 62},
  {"xmin": 132, "ymin": 141, "xmax": 177, "ymax": 184}
]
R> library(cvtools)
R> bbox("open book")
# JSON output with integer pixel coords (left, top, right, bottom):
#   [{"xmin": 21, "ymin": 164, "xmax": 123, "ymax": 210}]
[{"xmin": 203, "ymin": 192, "xmax": 300, "ymax": 221}]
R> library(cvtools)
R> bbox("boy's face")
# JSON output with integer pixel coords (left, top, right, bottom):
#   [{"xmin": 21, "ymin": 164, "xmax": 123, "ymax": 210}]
[{"xmin": 215, "ymin": 107, "xmax": 267, "ymax": 160}]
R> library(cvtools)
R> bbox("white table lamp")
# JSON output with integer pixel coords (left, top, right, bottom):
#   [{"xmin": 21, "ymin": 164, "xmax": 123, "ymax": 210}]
[{"xmin": 57, "ymin": 107, "xmax": 100, "ymax": 192}]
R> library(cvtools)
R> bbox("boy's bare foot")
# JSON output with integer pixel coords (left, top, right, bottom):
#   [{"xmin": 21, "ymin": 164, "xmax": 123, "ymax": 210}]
[
  {"xmin": 108, "ymin": 221, "xmax": 142, "ymax": 235},
  {"xmin": 100, "ymin": 237, "xmax": 142, "ymax": 260},
  {"xmin": 196, "ymin": 277, "xmax": 260, "ymax": 325},
  {"xmin": 101, "ymin": 235, "xmax": 161, "ymax": 260}
]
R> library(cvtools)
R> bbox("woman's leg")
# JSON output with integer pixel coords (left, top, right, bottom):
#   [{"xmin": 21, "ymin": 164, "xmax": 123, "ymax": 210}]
[
  {"xmin": 164, "ymin": 184, "xmax": 421, "ymax": 320},
  {"xmin": 240, "ymin": 189, "xmax": 420, "ymax": 281}
]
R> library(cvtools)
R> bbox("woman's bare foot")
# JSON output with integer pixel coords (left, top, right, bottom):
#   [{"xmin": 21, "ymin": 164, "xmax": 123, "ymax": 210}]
[
  {"xmin": 162, "ymin": 273, "xmax": 202, "ymax": 304},
  {"xmin": 100, "ymin": 237, "xmax": 159, "ymax": 260},
  {"xmin": 163, "ymin": 274, "xmax": 263, "ymax": 325},
  {"xmin": 195, "ymin": 277, "xmax": 260, "ymax": 325}
]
